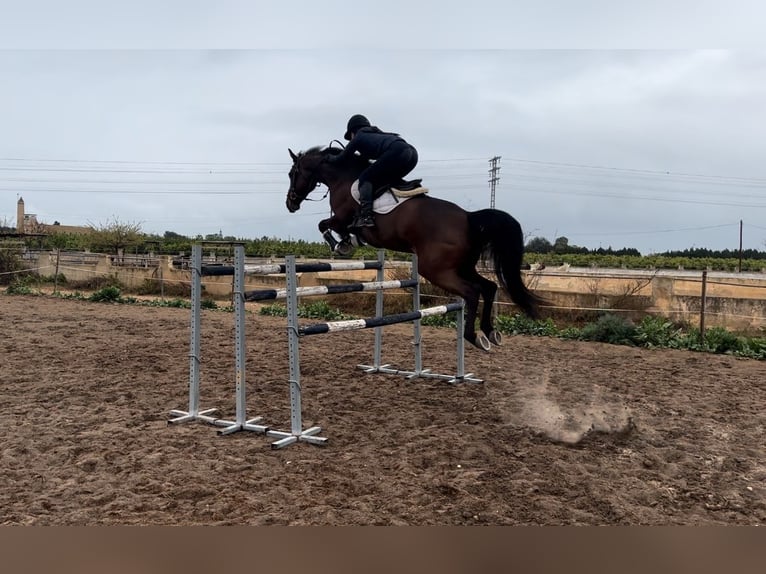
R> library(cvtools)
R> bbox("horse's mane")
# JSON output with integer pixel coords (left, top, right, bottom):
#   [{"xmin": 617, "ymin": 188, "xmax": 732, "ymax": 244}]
[
  {"xmin": 301, "ymin": 145, "xmax": 341, "ymax": 156},
  {"xmin": 300, "ymin": 145, "xmax": 368, "ymax": 170}
]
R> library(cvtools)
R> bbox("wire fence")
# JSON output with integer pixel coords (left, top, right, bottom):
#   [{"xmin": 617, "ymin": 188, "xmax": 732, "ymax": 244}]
[{"xmin": 3, "ymin": 253, "xmax": 766, "ymax": 332}]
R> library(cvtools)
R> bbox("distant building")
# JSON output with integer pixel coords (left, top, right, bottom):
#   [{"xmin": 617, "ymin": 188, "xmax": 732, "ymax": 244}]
[{"xmin": 15, "ymin": 196, "xmax": 91, "ymax": 235}]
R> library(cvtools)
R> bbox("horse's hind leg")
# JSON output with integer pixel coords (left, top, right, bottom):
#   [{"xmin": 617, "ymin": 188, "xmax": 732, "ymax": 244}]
[
  {"xmin": 421, "ymin": 267, "xmax": 490, "ymax": 352},
  {"xmin": 468, "ymin": 269, "xmax": 502, "ymax": 346}
]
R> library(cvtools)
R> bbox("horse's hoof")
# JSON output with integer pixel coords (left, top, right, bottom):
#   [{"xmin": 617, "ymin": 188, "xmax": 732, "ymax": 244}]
[
  {"xmin": 472, "ymin": 332, "xmax": 491, "ymax": 352},
  {"xmin": 334, "ymin": 241, "xmax": 354, "ymax": 257},
  {"xmin": 487, "ymin": 330, "xmax": 503, "ymax": 346}
]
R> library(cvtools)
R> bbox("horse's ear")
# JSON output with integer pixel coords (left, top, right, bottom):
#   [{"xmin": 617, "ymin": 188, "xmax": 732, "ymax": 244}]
[{"xmin": 288, "ymin": 148, "xmax": 297, "ymax": 162}]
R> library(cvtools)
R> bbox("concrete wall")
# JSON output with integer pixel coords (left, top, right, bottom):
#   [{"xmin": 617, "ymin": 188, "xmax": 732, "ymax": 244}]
[
  {"xmin": 525, "ymin": 268, "xmax": 766, "ymax": 332},
  {"xmin": 22, "ymin": 251, "xmax": 766, "ymax": 333}
]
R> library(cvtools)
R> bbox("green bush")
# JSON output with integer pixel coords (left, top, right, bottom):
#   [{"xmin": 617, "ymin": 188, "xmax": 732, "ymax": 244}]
[
  {"xmin": 141, "ymin": 298, "xmax": 190, "ymax": 309},
  {"xmin": 57, "ymin": 291, "xmax": 85, "ymax": 300},
  {"xmin": 89, "ymin": 286, "xmax": 122, "ymax": 302},
  {"xmin": 259, "ymin": 303, "xmax": 287, "ymax": 317},
  {"xmin": 579, "ymin": 314, "xmax": 637, "ymax": 345},
  {"xmin": 0, "ymin": 249, "xmax": 23, "ymax": 285},
  {"xmin": 495, "ymin": 314, "xmax": 559, "ymax": 337},
  {"xmin": 558, "ymin": 326, "xmax": 583, "ymax": 340},
  {"xmin": 6, "ymin": 281, "xmax": 35, "ymax": 295},
  {"xmin": 668, "ymin": 327, "xmax": 705, "ymax": 352},
  {"xmin": 634, "ymin": 315, "xmax": 681, "ymax": 348},
  {"xmin": 258, "ymin": 300, "xmax": 350, "ymax": 321},
  {"xmin": 421, "ymin": 313, "xmax": 457, "ymax": 328},
  {"xmin": 703, "ymin": 327, "xmax": 745, "ymax": 355},
  {"xmin": 738, "ymin": 337, "xmax": 766, "ymax": 359},
  {"xmin": 299, "ymin": 300, "xmax": 350, "ymax": 320}
]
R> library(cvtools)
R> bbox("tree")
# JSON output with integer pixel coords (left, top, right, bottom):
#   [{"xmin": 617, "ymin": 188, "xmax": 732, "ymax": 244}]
[
  {"xmin": 525, "ymin": 236, "xmax": 553, "ymax": 253},
  {"xmin": 553, "ymin": 236, "xmax": 570, "ymax": 253},
  {"xmin": 86, "ymin": 217, "xmax": 144, "ymax": 260},
  {"xmin": 0, "ymin": 242, "xmax": 22, "ymax": 284}
]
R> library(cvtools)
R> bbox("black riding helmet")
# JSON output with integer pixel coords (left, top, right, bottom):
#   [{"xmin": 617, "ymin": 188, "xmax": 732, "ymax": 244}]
[{"xmin": 344, "ymin": 114, "xmax": 371, "ymax": 140}]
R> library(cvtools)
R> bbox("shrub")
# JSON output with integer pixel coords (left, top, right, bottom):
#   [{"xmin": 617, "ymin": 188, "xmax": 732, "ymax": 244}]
[
  {"xmin": 0, "ymin": 248, "xmax": 23, "ymax": 285},
  {"xmin": 558, "ymin": 326, "xmax": 583, "ymax": 340},
  {"xmin": 6, "ymin": 281, "xmax": 35, "ymax": 295},
  {"xmin": 58, "ymin": 291, "xmax": 86, "ymax": 301},
  {"xmin": 703, "ymin": 327, "xmax": 745, "ymax": 355},
  {"xmin": 495, "ymin": 314, "xmax": 559, "ymax": 337},
  {"xmin": 579, "ymin": 313, "xmax": 637, "ymax": 345},
  {"xmin": 142, "ymin": 298, "xmax": 190, "ymax": 309},
  {"xmin": 89, "ymin": 286, "xmax": 122, "ymax": 302},
  {"xmin": 299, "ymin": 300, "xmax": 350, "ymax": 320},
  {"xmin": 259, "ymin": 303, "xmax": 287, "ymax": 317},
  {"xmin": 634, "ymin": 315, "xmax": 681, "ymax": 348},
  {"xmin": 421, "ymin": 313, "xmax": 457, "ymax": 328},
  {"xmin": 738, "ymin": 337, "xmax": 766, "ymax": 359},
  {"xmin": 258, "ymin": 300, "xmax": 350, "ymax": 321}
]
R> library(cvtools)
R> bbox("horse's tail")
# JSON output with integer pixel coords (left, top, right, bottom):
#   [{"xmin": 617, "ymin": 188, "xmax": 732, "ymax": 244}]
[{"xmin": 467, "ymin": 209, "xmax": 547, "ymax": 319}]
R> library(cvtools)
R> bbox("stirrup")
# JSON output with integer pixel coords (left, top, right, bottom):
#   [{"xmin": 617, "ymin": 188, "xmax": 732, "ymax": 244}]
[{"xmin": 351, "ymin": 213, "xmax": 375, "ymax": 228}]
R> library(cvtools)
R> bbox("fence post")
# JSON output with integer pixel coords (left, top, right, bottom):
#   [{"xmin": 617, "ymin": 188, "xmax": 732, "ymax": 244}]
[
  {"xmin": 159, "ymin": 257, "xmax": 165, "ymax": 300},
  {"xmin": 54, "ymin": 248, "xmax": 61, "ymax": 294},
  {"xmin": 699, "ymin": 270, "xmax": 707, "ymax": 345}
]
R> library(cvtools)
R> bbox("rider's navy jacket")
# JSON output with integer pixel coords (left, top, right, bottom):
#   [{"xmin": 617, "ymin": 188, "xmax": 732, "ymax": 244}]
[{"xmin": 340, "ymin": 127, "xmax": 408, "ymax": 160}]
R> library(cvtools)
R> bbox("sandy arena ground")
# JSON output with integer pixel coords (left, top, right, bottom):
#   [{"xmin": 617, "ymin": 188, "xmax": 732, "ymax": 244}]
[{"xmin": 1, "ymin": 294, "xmax": 764, "ymax": 525}]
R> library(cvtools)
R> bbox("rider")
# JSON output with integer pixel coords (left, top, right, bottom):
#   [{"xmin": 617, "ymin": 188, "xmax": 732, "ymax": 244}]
[{"xmin": 326, "ymin": 114, "xmax": 418, "ymax": 229}]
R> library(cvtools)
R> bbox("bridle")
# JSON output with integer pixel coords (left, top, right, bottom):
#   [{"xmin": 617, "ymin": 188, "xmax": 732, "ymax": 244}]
[
  {"xmin": 287, "ymin": 155, "xmax": 320, "ymax": 205},
  {"xmin": 287, "ymin": 146, "xmax": 341, "ymax": 205}
]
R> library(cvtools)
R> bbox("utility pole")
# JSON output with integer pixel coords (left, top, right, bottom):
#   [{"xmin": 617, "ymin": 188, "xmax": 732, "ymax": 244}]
[
  {"xmin": 488, "ymin": 156, "xmax": 501, "ymax": 209},
  {"xmin": 738, "ymin": 219, "xmax": 743, "ymax": 273}
]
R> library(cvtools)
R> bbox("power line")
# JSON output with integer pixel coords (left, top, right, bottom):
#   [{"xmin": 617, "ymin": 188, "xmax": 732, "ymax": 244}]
[
  {"xmin": 507, "ymin": 172, "xmax": 766, "ymax": 200},
  {"xmin": 564, "ymin": 222, "xmax": 740, "ymax": 237},
  {"xmin": 503, "ymin": 156, "xmax": 766, "ymax": 185},
  {"xmin": 511, "ymin": 186, "xmax": 766, "ymax": 209}
]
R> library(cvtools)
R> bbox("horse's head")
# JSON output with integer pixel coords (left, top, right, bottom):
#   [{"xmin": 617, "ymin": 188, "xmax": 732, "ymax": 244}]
[{"xmin": 286, "ymin": 148, "xmax": 326, "ymax": 213}]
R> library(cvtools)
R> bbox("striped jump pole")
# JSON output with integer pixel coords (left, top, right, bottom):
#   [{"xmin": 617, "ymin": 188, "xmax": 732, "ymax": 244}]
[
  {"xmin": 310, "ymin": 301, "xmax": 479, "ymax": 383},
  {"xmin": 244, "ymin": 278, "xmax": 419, "ymax": 302},
  {"xmin": 201, "ymin": 260, "xmax": 383, "ymax": 277},
  {"xmin": 299, "ymin": 302, "xmax": 464, "ymax": 334}
]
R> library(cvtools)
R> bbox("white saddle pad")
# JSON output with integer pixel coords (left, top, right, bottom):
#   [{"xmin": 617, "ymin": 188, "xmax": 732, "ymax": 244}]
[{"xmin": 350, "ymin": 180, "xmax": 429, "ymax": 215}]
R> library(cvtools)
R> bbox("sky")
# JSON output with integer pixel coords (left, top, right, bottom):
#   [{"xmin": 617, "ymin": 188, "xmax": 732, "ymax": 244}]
[{"xmin": 1, "ymin": 1, "xmax": 765, "ymax": 255}]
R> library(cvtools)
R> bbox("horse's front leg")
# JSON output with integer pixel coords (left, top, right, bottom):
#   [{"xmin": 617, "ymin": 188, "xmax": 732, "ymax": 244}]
[
  {"xmin": 318, "ymin": 218, "xmax": 340, "ymax": 251},
  {"xmin": 319, "ymin": 216, "xmax": 354, "ymax": 256}
]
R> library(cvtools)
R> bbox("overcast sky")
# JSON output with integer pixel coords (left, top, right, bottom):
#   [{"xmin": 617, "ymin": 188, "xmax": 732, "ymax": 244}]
[{"xmin": 2, "ymin": 1, "xmax": 765, "ymax": 255}]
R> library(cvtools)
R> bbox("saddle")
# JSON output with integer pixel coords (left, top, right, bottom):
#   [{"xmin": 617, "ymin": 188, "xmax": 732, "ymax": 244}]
[{"xmin": 373, "ymin": 179, "xmax": 428, "ymax": 200}]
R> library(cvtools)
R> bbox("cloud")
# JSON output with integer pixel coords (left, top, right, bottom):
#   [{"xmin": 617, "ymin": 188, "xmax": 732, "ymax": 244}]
[{"xmin": 1, "ymin": 48, "xmax": 765, "ymax": 253}]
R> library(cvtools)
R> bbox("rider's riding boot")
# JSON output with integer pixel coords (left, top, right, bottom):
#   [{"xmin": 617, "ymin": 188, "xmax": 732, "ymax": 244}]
[{"xmin": 351, "ymin": 181, "xmax": 375, "ymax": 228}]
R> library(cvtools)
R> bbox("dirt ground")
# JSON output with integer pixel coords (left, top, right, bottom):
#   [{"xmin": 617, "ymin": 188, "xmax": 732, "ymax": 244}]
[{"xmin": 1, "ymin": 293, "xmax": 764, "ymax": 525}]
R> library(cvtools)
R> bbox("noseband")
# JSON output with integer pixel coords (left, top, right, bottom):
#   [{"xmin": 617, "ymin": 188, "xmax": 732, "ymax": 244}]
[{"xmin": 288, "ymin": 155, "xmax": 327, "ymax": 205}]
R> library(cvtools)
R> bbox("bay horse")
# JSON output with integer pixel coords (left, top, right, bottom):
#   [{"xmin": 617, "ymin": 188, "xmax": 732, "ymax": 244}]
[{"xmin": 285, "ymin": 145, "xmax": 545, "ymax": 351}]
